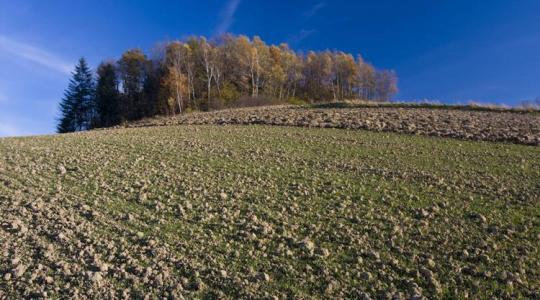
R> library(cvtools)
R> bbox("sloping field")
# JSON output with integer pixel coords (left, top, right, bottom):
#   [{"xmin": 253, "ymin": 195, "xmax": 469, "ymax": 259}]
[
  {"xmin": 0, "ymin": 125, "xmax": 539, "ymax": 299},
  {"xmin": 127, "ymin": 104, "xmax": 540, "ymax": 146}
]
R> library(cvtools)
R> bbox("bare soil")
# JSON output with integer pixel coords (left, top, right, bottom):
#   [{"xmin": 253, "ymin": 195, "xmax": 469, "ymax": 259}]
[{"xmin": 126, "ymin": 105, "xmax": 540, "ymax": 146}]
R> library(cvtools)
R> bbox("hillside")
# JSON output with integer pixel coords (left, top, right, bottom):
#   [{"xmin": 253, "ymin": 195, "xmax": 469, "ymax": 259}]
[
  {"xmin": 126, "ymin": 103, "xmax": 540, "ymax": 146},
  {"xmin": 1, "ymin": 122, "xmax": 539, "ymax": 298}
]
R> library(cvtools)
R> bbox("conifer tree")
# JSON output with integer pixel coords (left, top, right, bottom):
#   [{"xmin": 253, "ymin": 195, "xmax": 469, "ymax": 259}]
[
  {"xmin": 94, "ymin": 62, "xmax": 121, "ymax": 128},
  {"xmin": 57, "ymin": 35, "xmax": 399, "ymax": 132},
  {"xmin": 57, "ymin": 58, "xmax": 95, "ymax": 133},
  {"xmin": 57, "ymin": 93, "xmax": 76, "ymax": 133}
]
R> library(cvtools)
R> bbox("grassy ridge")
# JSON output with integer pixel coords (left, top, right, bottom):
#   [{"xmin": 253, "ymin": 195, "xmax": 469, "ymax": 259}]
[
  {"xmin": 0, "ymin": 125, "xmax": 539, "ymax": 298},
  {"xmin": 307, "ymin": 101, "xmax": 540, "ymax": 114}
]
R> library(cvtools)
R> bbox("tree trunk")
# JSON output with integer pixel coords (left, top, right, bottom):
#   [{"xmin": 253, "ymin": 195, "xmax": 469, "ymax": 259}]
[{"xmin": 176, "ymin": 84, "xmax": 182, "ymax": 114}]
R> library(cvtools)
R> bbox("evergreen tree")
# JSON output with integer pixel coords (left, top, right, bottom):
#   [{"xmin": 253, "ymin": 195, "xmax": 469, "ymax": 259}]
[
  {"xmin": 57, "ymin": 36, "xmax": 400, "ymax": 132},
  {"xmin": 57, "ymin": 93, "xmax": 76, "ymax": 133},
  {"xmin": 142, "ymin": 60, "xmax": 165, "ymax": 118},
  {"xmin": 94, "ymin": 62, "xmax": 121, "ymax": 127},
  {"xmin": 57, "ymin": 58, "xmax": 95, "ymax": 133}
]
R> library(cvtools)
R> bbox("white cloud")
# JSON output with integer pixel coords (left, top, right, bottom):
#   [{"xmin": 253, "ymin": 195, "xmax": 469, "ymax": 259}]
[
  {"xmin": 215, "ymin": 0, "xmax": 241, "ymax": 35},
  {"xmin": 288, "ymin": 29, "xmax": 316, "ymax": 45},
  {"xmin": 0, "ymin": 34, "xmax": 73, "ymax": 74},
  {"xmin": 304, "ymin": 1, "xmax": 325, "ymax": 18}
]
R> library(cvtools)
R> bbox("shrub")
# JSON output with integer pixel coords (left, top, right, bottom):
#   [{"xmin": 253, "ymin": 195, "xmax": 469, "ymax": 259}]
[
  {"xmin": 287, "ymin": 97, "xmax": 308, "ymax": 106},
  {"xmin": 226, "ymin": 96, "xmax": 286, "ymax": 108}
]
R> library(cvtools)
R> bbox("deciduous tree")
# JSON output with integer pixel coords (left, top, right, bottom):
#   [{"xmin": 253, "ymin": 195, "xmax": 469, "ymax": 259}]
[
  {"xmin": 118, "ymin": 49, "xmax": 147, "ymax": 120},
  {"xmin": 163, "ymin": 42, "xmax": 189, "ymax": 114},
  {"xmin": 375, "ymin": 70, "xmax": 398, "ymax": 101},
  {"xmin": 58, "ymin": 34, "xmax": 399, "ymax": 130}
]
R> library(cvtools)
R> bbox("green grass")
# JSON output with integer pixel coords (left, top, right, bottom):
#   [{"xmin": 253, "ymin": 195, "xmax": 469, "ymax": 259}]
[{"xmin": 0, "ymin": 125, "xmax": 539, "ymax": 299}]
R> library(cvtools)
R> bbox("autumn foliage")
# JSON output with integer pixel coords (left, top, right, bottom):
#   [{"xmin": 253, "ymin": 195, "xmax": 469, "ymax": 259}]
[{"xmin": 58, "ymin": 34, "xmax": 398, "ymax": 131}]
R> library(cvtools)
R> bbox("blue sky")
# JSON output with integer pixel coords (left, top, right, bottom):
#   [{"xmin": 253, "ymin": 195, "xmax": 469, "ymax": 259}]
[{"xmin": 0, "ymin": 0, "xmax": 539, "ymax": 137}]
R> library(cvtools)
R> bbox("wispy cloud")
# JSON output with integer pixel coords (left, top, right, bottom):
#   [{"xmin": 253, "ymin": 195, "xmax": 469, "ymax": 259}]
[
  {"xmin": 304, "ymin": 1, "xmax": 325, "ymax": 18},
  {"xmin": 288, "ymin": 29, "xmax": 317, "ymax": 45},
  {"xmin": 0, "ymin": 34, "xmax": 72, "ymax": 74},
  {"xmin": 0, "ymin": 91, "xmax": 7, "ymax": 104},
  {"xmin": 0, "ymin": 121, "xmax": 23, "ymax": 137},
  {"xmin": 0, "ymin": 110, "xmax": 51, "ymax": 137},
  {"xmin": 215, "ymin": 0, "xmax": 241, "ymax": 35}
]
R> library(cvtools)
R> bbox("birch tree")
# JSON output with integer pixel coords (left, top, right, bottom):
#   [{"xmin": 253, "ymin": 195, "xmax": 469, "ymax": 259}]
[
  {"xmin": 164, "ymin": 42, "xmax": 188, "ymax": 114},
  {"xmin": 198, "ymin": 37, "xmax": 215, "ymax": 103}
]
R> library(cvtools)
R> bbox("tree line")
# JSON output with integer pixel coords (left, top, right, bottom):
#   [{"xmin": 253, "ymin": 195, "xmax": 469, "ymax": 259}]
[{"xmin": 57, "ymin": 34, "xmax": 398, "ymax": 133}]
